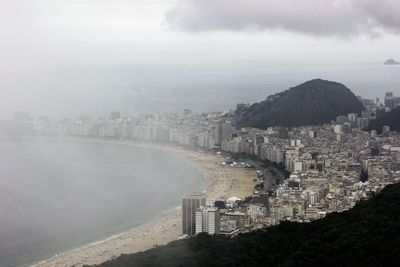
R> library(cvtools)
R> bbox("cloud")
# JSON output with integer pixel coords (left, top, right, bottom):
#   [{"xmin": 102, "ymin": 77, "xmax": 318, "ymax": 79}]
[{"xmin": 166, "ymin": 0, "xmax": 400, "ymax": 36}]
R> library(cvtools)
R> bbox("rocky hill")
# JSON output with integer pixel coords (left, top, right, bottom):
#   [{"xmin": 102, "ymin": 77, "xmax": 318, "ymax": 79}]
[
  {"xmin": 233, "ymin": 79, "xmax": 364, "ymax": 129},
  {"xmin": 384, "ymin": 58, "xmax": 400, "ymax": 65}
]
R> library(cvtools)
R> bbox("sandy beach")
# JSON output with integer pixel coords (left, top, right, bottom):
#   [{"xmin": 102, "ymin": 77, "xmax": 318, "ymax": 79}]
[{"xmin": 34, "ymin": 138, "xmax": 257, "ymax": 267}]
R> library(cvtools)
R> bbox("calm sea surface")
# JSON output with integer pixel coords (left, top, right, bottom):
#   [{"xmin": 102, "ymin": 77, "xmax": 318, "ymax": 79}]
[
  {"xmin": 0, "ymin": 139, "xmax": 205, "ymax": 267},
  {"xmin": 56, "ymin": 62, "xmax": 400, "ymax": 115},
  {"xmin": 7, "ymin": 61, "xmax": 399, "ymax": 117}
]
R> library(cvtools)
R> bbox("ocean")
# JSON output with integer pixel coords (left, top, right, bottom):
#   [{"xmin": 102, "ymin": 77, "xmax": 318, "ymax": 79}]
[
  {"xmin": 0, "ymin": 139, "xmax": 205, "ymax": 267},
  {"xmin": 4, "ymin": 61, "xmax": 399, "ymax": 118},
  {"xmin": 47, "ymin": 61, "xmax": 400, "ymax": 116}
]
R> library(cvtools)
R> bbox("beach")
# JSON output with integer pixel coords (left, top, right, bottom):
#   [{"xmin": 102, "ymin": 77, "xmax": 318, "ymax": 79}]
[{"xmin": 34, "ymin": 139, "xmax": 257, "ymax": 267}]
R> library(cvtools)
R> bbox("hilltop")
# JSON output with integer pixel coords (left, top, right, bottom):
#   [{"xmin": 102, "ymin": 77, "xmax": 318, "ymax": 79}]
[
  {"xmin": 233, "ymin": 79, "xmax": 364, "ymax": 129},
  {"xmin": 93, "ymin": 183, "xmax": 400, "ymax": 267},
  {"xmin": 384, "ymin": 58, "xmax": 400, "ymax": 65}
]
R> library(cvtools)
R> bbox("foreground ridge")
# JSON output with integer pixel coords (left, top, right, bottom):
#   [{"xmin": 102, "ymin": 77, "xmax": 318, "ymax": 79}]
[{"xmin": 93, "ymin": 183, "xmax": 400, "ymax": 267}]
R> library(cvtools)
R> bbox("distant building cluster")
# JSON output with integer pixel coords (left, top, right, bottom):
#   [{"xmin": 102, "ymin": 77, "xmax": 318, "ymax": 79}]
[
  {"xmin": 192, "ymin": 94, "xmax": 398, "ymax": 234},
  {"xmin": 181, "ymin": 119, "xmax": 399, "ymax": 236},
  {"xmin": 1, "ymin": 92, "xmax": 399, "ymax": 237}
]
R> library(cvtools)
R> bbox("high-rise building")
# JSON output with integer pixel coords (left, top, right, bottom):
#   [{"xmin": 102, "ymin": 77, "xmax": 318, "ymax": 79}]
[
  {"xmin": 254, "ymin": 134, "xmax": 265, "ymax": 156},
  {"xmin": 343, "ymin": 122, "xmax": 351, "ymax": 133},
  {"xmin": 334, "ymin": 125, "xmax": 342, "ymax": 134},
  {"xmin": 307, "ymin": 191, "xmax": 317, "ymax": 206},
  {"xmin": 382, "ymin": 126, "xmax": 391, "ymax": 137},
  {"xmin": 386, "ymin": 97, "xmax": 400, "ymax": 110},
  {"xmin": 386, "ymin": 92, "xmax": 394, "ymax": 98},
  {"xmin": 361, "ymin": 118, "xmax": 369, "ymax": 129},
  {"xmin": 110, "ymin": 111, "xmax": 120, "ymax": 120},
  {"xmin": 195, "ymin": 206, "xmax": 220, "ymax": 235},
  {"xmin": 348, "ymin": 113, "xmax": 358, "ymax": 123},
  {"xmin": 270, "ymin": 206, "xmax": 283, "ymax": 225},
  {"xmin": 361, "ymin": 110, "xmax": 370, "ymax": 119},
  {"xmin": 182, "ymin": 192, "xmax": 206, "ymax": 236},
  {"xmin": 214, "ymin": 121, "xmax": 234, "ymax": 145}
]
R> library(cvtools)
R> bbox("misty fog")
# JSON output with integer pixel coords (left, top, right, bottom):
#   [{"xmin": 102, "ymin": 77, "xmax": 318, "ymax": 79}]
[{"xmin": 0, "ymin": 0, "xmax": 400, "ymax": 118}]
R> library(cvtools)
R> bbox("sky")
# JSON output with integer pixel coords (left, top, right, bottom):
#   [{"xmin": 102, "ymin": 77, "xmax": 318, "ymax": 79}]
[{"xmin": 1, "ymin": 0, "xmax": 400, "ymax": 117}]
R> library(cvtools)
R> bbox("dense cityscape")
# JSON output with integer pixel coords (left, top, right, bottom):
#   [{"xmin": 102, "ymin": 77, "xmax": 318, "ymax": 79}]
[
  {"xmin": 2, "ymin": 0, "xmax": 400, "ymax": 266},
  {"xmin": 1, "ymin": 92, "xmax": 399, "ymax": 240}
]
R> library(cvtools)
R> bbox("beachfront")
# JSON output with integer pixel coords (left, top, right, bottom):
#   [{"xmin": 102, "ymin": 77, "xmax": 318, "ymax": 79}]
[{"xmin": 35, "ymin": 139, "xmax": 257, "ymax": 267}]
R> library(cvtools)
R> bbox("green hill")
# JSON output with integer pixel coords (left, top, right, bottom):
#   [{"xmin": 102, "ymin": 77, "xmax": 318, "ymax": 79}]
[
  {"xmin": 234, "ymin": 79, "xmax": 364, "ymax": 129},
  {"xmin": 93, "ymin": 183, "xmax": 400, "ymax": 267},
  {"xmin": 367, "ymin": 107, "xmax": 400, "ymax": 133}
]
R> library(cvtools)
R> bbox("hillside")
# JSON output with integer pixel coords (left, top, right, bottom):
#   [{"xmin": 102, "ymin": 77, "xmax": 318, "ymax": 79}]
[
  {"xmin": 93, "ymin": 183, "xmax": 400, "ymax": 267},
  {"xmin": 367, "ymin": 107, "xmax": 400, "ymax": 133},
  {"xmin": 234, "ymin": 79, "xmax": 364, "ymax": 129}
]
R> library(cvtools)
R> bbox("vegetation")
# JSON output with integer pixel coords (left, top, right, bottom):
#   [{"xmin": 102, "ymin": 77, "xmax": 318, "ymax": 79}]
[
  {"xmin": 260, "ymin": 159, "xmax": 291, "ymax": 178},
  {"xmin": 234, "ymin": 79, "xmax": 364, "ymax": 129},
  {"xmin": 229, "ymin": 151, "xmax": 290, "ymax": 178},
  {"xmin": 93, "ymin": 183, "xmax": 400, "ymax": 267},
  {"xmin": 359, "ymin": 169, "xmax": 369, "ymax": 183},
  {"xmin": 366, "ymin": 107, "xmax": 400, "ymax": 133}
]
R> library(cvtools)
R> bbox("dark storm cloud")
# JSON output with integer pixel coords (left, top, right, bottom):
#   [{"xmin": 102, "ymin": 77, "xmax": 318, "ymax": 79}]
[{"xmin": 166, "ymin": 0, "xmax": 400, "ymax": 36}]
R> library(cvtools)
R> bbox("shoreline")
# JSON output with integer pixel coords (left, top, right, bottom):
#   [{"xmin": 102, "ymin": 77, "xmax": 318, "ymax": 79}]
[{"xmin": 31, "ymin": 137, "xmax": 258, "ymax": 267}]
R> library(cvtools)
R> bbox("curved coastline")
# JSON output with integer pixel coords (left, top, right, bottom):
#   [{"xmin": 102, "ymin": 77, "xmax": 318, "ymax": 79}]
[{"xmin": 29, "ymin": 137, "xmax": 258, "ymax": 267}]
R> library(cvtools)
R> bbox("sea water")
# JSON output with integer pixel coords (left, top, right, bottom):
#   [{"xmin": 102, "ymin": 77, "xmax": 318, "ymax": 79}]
[{"xmin": 0, "ymin": 139, "xmax": 205, "ymax": 267}]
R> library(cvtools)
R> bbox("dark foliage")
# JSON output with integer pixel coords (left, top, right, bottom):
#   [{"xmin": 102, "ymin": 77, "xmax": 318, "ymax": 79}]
[
  {"xmin": 92, "ymin": 183, "xmax": 400, "ymax": 267},
  {"xmin": 366, "ymin": 107, "xmax": 400, "ymax": 133},
  {"xmin": 233, "ymin": 79, "xmax": 364, "ymax": 129},
  {"xmin": 359, "ymin": 169, "xmax": 368, "ymax": 182},
  {"xmin": 229, "ymin": 152, "xmax": 290, "ymax": 178},
  {"xmin": 260, "ymin": 159, "xmax": 291, "ymax": 178}
]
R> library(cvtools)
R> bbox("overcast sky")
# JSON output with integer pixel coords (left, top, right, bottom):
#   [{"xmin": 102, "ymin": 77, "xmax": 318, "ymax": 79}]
[{"xmin": 1, "ymin": 0, "xmax": 400, "ymax": 117}]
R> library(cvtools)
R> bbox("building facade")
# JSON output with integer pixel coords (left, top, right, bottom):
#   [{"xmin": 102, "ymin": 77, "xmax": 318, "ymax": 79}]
[
  {"xmin": 182, "ymin": 192, "xmax": 206, "ymax": 236},
  {"xmin": 195, "ymin": 206, "xmax": 220, "ymax": 235}
]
